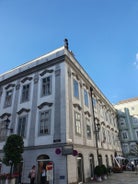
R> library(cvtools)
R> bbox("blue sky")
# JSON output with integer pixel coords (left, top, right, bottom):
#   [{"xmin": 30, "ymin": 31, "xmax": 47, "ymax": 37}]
[{"xmin": 0, "ymin": 0, "xmax": 138, "ymax": 104}]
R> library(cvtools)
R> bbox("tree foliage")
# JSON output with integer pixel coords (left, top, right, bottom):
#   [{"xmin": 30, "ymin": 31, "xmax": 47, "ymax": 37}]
[{"xmin": 3, "ymin": 134, "xmax": 24, "ymax": 166}]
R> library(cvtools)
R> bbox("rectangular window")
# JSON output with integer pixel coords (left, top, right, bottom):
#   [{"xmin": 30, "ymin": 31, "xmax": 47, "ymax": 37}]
[
  {"xmin": 41, "ymin": 76, "xmax": 52, "ymax": 96},
  {"xmin": 4, "ymin": 90, "xmax": 13, "ymax": 107},
  {"xmin": 135, "ymin": 130, "xmax": 138, "ymax": 138},
  {"xmin": 122, "ymin": 131, "xmax": 128, "ymax": 139},
  {"xmin": 39, "ymin": 110, "xmax": 51, "ymax": 135},
  {"xmin": 132, "ymin": 116, "xmax": 138, "ymax": 124},
  {"xmin": 73, "ymin": 79, "xmax": 79, "ymax": 98},
  {"xmin": 86, "ymin": 119, "xmax": 91, "ymax": 138},
  {"xmin": 18, "ymin": 116, "xmax": 27, "ymax": 137},
  {"xmin": 0, "ymin": 121, "xmax": 6, "ymax": 141},
  {"xmin": 21, "ymin": 84, "xmax": 30, "ymax": 102},
  {"xmin": 122, "ymin": 144, "xmax": 129, "ymax": 153},
  {"xmin": 84, "ymin": 89, "xmax": 88, "ymax": 106},
  {"xmin": 102, "ymin": 127, "xmax": 106, "ymax": 142},
  {"xmin": 75, "ymin": 112, "xmax": 81, "ymax": 135},
  {"xmin": 92, "ymin": 98, "xmax": 97, "ymax": 107},
  {"xmin": 119, "ymin": 117, "xmax": 125, "ymax": 126}
]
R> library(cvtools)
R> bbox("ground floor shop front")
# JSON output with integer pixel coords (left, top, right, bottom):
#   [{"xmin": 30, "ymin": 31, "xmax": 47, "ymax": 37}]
[{"xmin": 0, "ymin": 145, "xmax": 121, "ymax": 184}]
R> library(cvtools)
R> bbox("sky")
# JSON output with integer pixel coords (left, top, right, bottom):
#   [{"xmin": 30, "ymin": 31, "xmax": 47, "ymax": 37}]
[{"xmin": 0, "ymin": 0, "xmax": 138, "ymax": 104}]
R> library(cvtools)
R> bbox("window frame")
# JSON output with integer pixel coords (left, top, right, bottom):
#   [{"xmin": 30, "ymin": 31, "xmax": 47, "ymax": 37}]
[
  {"xmin": 17, "ymin": 115, "xmax": 27, "ymax": 137},
  {"xmin": 73, "ymin": 79, "xmax": 79, "ymax": 99},
  {"xmin": 84, "ymin": 89, "xmax": 89, "ymax": 107},
  {"xmin": 39, "ymin": 109, "xmax": 51, "ymax": 136},
  {"xmin": 41, "ymin": 76, "xmax": 52, "ymax": 97},
  {"xmin": 86, "ymin": 118, "xmax": 91, "ymax": 139},
  {"xmin": 74, "ymin": 111, "xmax": 81, "ymax": 135},
  {"xmin": 4, "ymin": 89, "xmax": 13, "ymax": 107},
  {"xmin": 21, "ymin": 83, "xmax": 30, "ymax": 103}
]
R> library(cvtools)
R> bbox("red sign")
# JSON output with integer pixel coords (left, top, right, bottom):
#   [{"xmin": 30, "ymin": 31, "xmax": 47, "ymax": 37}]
[{"xmin": 46, "ymin": 162, "xmax": 53, "ymax": 170}]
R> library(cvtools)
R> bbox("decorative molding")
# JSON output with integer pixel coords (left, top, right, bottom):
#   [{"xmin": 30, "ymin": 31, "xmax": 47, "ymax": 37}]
[
  {"xmin": 73, "ymin": 103, "xmax": 82, "ymax": 111},
  {"xmin": 5, "ymin": 83, "xmax": 15, "ymax": 89},
  {"xmin": 17, "ymin": 108, "xmax": 30, "ymax": 115},
  {"xmin": 21, "ymin": 77, "xmax": 33, "ymax": 83},
  {"xmin": 94, "ymin": 117, "xmax": 99, "ymax": 121},
  {"xmin": 40, "ymin": 69, "xmax": 54, "ymax": 76},
  {"xmin": 84, "ymin": 111, "xmax": 91, "ymax": 117},
  {"xmin": 0, "ymin": 113, "xmax": 11, "ymax": 119},
  {"xmin": 83, "ymin": 83, "xmax": 89, "ymax": 90},
  {"xmin": 106, "ymin": 125, "xmax": 110, "ymax": 129},
  {"xmin": 38, "ymin": 102, "xmax": 53, "ymax": 109},
  {"xmin": 72, "ymin": 72, "xmax": 80, "ymax": 81},
  {"xmin": 101, "ymin": 121, "xmax": 105, "ymax": 126}
]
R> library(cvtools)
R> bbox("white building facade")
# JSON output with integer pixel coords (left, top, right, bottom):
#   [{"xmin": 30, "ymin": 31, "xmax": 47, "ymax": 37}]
[{"xmin": 0, "ymin": 45, "xmax": 122, "ymax": 183}]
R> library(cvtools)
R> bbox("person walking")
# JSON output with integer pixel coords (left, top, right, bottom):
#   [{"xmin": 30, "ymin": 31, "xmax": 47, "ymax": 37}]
[
  {"xmin": 41, "ymin": 167, "xmax": 46, "ymax": 184},
  {"xmin": 29, "ymin": 165, "xmax": 36, "ymax": 184}
]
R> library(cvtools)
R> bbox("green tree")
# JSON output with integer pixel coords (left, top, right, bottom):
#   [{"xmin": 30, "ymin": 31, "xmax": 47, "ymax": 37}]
[{"xmin": 3, "ymin": 134, "xmax": 24, "ymax": 174}]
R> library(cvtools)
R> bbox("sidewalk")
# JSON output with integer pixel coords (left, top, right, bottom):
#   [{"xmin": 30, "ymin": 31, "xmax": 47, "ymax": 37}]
[{"xmin": 84, "ymin": 171, "xmax": 138, "ymax": 184}]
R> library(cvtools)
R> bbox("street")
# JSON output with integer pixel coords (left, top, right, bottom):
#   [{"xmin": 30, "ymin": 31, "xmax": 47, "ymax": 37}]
[{"xmin": 85, "ymin": 171, "xmax": 138, "ymax": 184}]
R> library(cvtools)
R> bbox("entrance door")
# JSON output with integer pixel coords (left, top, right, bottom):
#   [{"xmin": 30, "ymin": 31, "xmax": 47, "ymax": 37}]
[
  {"xmin": 77, "ymin": 153, "xmax": 84, "ymax": 184},
  {"xmin": 37, "ymin": 155, "xmax": 54, "ymax": 184},
  {"xmin": 89, "ymin": 154, "xmax": 95, "ymax": 179}
]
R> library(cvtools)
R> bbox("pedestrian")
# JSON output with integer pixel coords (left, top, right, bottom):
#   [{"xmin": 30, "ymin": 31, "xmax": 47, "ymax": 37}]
[
  {"xmin": 41, "ymin": 167, "xmax": 46, "ymax": 184},
  {"xmin": 29, "ymin": 165, "xmax": 36, "ymax": 184}
]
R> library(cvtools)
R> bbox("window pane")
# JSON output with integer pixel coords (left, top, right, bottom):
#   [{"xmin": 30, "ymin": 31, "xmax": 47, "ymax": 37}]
[
  {"xmin": 75, "ymin": 112, "xmax": 81, "ymax": 135},
  {"xmin": 4, "ymin": 90, "xmax": 13, "ymax": 107},
  {"xmin": 42, "ymin": 76, "xmax": 52, "ymax": 96},
  {"xmin": 18, "ymin": 116, "xmax": 26, "ymax": 137},
  {"xmin": 84, "ymin": 89, "xmax": 88, "ymax": 106},
  {"xmin": 73, "ymin": 79, "xmax": 79, "ymax": 98},
  {"xmin": 39, "ymin": 110, "xmax": 51, "ymax": 135},
  {"xmin": 21, "ymin": 84, "xmax": 30, "ymax": 102},
  {"xmin": 0, "ymin": 121, "xmax": 6, "ymax": 141}
]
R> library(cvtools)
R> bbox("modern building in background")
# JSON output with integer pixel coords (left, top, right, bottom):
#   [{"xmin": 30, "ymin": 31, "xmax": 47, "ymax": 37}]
[
  {"xmin": 114, "ymin": 97, "xmax": 138, "ymax": 163},
  {"xmin": 0, "ymin": 41, "xmax": 122, "ymax": 184}
]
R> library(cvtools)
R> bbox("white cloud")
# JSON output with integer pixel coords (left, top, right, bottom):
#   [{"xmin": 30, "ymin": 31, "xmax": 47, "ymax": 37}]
[
  {"xmin": 136, "ymin": 53, "xmax": 138, "ymax": 60},
  {"xmin": 133, "ymin": 53, "xmax": 138, "ymax": 69}
]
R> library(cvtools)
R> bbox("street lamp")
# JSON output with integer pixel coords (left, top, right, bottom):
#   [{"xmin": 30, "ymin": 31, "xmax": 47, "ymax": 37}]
[
  {"xmin": 9, "ymin": 160, "xmax": 13, "ymax": 178},
  {"xmin": 5, "ymin": 118, "xmax": 13, "ymax": 133},
  {"xmin": 95, "ymin": 123, "xmax": 100, "ymax": 133},
  {"xmin": 94, "ymin": 122, "xmax": 101, "ymax": 165},
  {"xmin": 90, "ymin": 87, "xmax": 101, "ymax": 166}
]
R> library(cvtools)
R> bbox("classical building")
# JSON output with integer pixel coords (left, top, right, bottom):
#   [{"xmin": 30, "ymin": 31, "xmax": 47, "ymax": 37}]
[
  {"xmin": 0, "ymin": 41, "xmax": 122, "ymax": 184},
  {"xmin": 114, "ymin": 97, "xmax": 138, "ymax": 163}
]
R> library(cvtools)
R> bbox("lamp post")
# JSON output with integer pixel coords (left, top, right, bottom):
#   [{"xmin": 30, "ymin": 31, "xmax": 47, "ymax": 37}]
[
  {"xmin": 95, "ymin": 123, "xmax": 101, "ymax": 165},
  {"xmin": 90, "ymin": 87, "xmax": 101, "ymax": 166},
  {"xmin": 9, "ymin": 160, "xmax": 13, "ymax": 178}
]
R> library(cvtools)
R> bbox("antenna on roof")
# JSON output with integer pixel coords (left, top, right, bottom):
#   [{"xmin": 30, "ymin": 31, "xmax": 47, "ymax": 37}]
[{"xmin": 64, "ymin": 38, "xmax": 69, "ymax": 50}]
